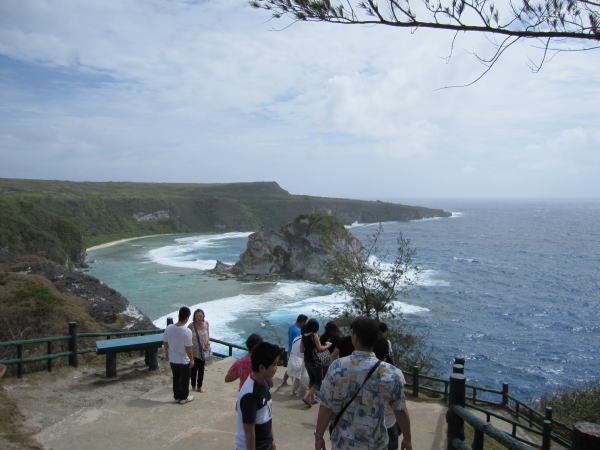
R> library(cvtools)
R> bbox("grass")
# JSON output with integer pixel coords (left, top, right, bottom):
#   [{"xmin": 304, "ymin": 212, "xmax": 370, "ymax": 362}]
[{"xmin": 463, "ymin": 423, "xmax": 508, "ymax": 450}]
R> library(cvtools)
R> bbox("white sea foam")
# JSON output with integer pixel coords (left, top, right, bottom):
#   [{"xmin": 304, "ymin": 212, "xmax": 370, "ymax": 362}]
[
  {"xmin": 148, "ymin": 231, "xmax": 251, "ymax": 270},
  {"xmin": 451, "ymin": 212, "xmax": 464, "ymax": 218},
  {"xmin": 267, "ymin": 290, "xmax": 430, "ymax": 322},
  {"xmin": 453, "ymin": 256, "xmax": 479, "ymax": 264},
  {"xmin": 153, "ymin": 280, "xmax": 319, "ymax": 344}
]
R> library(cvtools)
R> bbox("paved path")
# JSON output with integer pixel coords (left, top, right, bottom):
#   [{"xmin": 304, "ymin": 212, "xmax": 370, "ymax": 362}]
[{"xmin": 32, "ymin": 358, "xmax": 447, "ymax": 449}]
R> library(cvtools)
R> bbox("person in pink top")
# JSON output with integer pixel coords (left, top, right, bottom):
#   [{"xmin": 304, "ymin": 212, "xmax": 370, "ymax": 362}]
[{"xmin": 225, "ymin": 333, "xmax": 263, "ymax": 390}]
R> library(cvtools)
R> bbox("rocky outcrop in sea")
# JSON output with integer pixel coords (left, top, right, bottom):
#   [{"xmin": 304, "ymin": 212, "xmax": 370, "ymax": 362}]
[{"xmin": 213, "ymin": 214, "xmax": 358, "ymax": 283}]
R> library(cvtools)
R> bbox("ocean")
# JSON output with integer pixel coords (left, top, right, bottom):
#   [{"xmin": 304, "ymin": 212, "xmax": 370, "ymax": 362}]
[{"xmin": 86, "ymin": 199, "xmax": 600, "ymax": 400}]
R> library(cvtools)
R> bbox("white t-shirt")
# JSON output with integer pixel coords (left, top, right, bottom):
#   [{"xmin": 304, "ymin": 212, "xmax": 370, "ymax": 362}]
[{"xmin": 163, "ymin": 324, "xmax": 192, "ymax": 364}]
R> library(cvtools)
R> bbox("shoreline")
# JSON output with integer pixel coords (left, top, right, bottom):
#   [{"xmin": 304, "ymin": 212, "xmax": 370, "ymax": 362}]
[{"xmin": 86, "ymin": 234, "xmax": 172, "ymax": 252}]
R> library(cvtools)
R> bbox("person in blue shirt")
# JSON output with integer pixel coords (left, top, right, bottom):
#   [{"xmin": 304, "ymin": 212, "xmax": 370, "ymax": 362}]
[{"xmin": 280, "ymin": 314, "xmax": 307, "ymax": 388}]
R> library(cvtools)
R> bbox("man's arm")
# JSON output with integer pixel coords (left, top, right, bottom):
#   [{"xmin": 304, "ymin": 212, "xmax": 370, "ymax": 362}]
[
  {"xmin": 186, "ymin": 345, "xmax": 194, "ymax": 368},
  {"xmin": 243, "ymin": 423, "xmax": 256, "ymax": 450},
  {"xmin": 314, "ymin": 404, "xmax": 332, "ymax": 450},
  {"xmin": 394, "ymin": 409, "xmax": 412, "ymax": 450}
]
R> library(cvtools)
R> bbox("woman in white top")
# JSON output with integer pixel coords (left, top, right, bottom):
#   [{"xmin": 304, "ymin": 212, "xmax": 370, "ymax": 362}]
[{"xmin": 188, "ymin": 309, "xmax": 211, "ymax": 392}]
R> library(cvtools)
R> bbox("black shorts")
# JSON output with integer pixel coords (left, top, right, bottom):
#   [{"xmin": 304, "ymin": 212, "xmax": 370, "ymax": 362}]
[{"xmin": 305, "ymin": 363, "xmax": 323, "ymax": 389}]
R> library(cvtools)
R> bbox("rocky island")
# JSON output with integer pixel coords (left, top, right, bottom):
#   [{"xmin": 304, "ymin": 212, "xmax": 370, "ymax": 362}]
[{"xmin": 212, "ymin": 213, "xmax": 357, "ymax": 283}]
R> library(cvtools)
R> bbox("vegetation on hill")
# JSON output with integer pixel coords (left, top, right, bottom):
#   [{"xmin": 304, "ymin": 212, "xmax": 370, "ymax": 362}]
[
  {"xmin": 325, "ymin": 225, "xmax": 438, "ymax": 376},
  {"xmin": 0, "ymin": 178, "xmax": 450, "ymax": 266},
  {"xmin": 538, "ymin": 382, "xmax": 600, "ymax": 427},
  {"xmin": 0, "ymin": 250, "xmax": 156, "ymax": 377}
]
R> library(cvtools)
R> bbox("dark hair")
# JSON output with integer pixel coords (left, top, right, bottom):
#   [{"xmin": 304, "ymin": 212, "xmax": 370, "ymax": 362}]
[
  {"xmin": 296, "ymin": 314, "xmax": 308, "ymax": 324},
  {"xmin": 193, "ymin": 309, "xmax": 205, "ymax": 322},
  {"xmin": 178, "ymin": 306, "xmax": 191, "ymax": 322},
  {"xmin": 250, "ymin": 342, "xmax": 281, "ymax": 372},
  {"xmin": 324, "ymin": 321, "xmax": 340, "ymax": 337},
  {"xmin": 245, "ymin": 333, "xmax": 263, "ymax": 352},
  {"xmin": 378, "ymin": 322, "xmax": 389, "ymax": 333},
  {"xmin": 350, "ymin": 317, "xmax": 380, "ymax": 348},
  {"xmin": 373, "ymin": 334, "xmax": 390, "ymax": 361},
  {"xmin": 304, "ymin": 318, "xmax": 319, "ymax": 334}
]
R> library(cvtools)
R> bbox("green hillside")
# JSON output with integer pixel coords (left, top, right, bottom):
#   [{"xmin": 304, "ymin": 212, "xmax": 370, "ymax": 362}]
[{"xmin": 0, "ymin": 178, "xmax": 450, "ymax": 265}]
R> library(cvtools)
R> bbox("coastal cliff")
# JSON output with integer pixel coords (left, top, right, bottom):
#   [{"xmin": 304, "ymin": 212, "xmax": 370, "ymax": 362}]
[
  {"xmin": 0, "ymin": 248, "xmax": 155, "ymax": 345},
  {"xmin": 0, "ymin": 178, "xmax": 450, "ymax": 266}
]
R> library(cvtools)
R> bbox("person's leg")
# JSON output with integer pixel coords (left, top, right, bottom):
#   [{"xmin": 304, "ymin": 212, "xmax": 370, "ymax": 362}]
[
  {"xmin": 190, "ymin": 358, "xmax": 198, "ymax": 389},
  {"xmin": 303, "ymin": 364, "xmax": 316, "ymax": 405},
  {"xmin": 310, "ymin": 366, "xmax": 323, "ymax": 404},
  {"xmin": 387, "ymin": 423, "xmax": 399, "ymax": 450},
  {"xmin": 196, "ymin": 358, "xmax": 205, "ymax": 391},
  {"xmin": 171, "ymin": 363, "xmax": 181, "ymax": 400},
  {"xmin": 280, "ymin": 371, "xmax": 289, "ymax": 386},
  {"xmin": 181, "ymin": 363, "xmax": 191, "ymax": 400}
]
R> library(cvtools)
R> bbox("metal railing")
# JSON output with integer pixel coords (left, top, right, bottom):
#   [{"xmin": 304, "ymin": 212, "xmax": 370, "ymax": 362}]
[
  {"xmin": 4, "ymin": 323, "xmax": 599, "ymax": 448},
  {"xmin": 0, "ymin": 321, "xmax": 248, "ymax": 377}
]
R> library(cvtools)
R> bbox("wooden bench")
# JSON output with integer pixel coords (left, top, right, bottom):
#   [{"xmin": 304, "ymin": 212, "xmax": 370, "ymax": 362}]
[{"xmin": 96, "ymin": 333, "xmax": 163, "ymax": 377}]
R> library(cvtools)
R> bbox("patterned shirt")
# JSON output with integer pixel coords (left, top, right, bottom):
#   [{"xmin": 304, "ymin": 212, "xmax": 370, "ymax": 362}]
[{"xmin": 317, "ymin": 351, "xmax": 407, "ymax": 449}]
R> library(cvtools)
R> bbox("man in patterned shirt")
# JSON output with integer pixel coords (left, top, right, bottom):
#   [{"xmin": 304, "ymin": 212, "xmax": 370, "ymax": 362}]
[{"xmin": 314, "ymin": 318, "xmax": 412, "ymax": 450}]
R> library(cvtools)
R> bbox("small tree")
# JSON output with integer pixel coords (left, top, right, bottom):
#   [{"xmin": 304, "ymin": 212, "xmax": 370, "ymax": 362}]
[
  {"xmin": 326, "ymin": 224, "xmax": 417, "ymax": 321},
  {"xmin": 325, "ymin": 224, "xmax": 438, "ymax": 375}
]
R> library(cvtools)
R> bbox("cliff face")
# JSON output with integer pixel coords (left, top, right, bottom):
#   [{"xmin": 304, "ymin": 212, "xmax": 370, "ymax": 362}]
[
  {"xmin": 0, "ymin": 178, "xmax": 450, "ymax": 266},
  {"xmin": 234, "ymin": 214, "xmax": 358, "ymax": 283},
  {"xmin": 0, "ymin": 249, "xmax": 155, "ymax": 345}
]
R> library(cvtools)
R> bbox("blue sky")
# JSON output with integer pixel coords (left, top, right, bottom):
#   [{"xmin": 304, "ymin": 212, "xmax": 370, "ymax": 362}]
[{"xmin": 1, "ymin": 0, "xmax": 599, "ymax": 199}]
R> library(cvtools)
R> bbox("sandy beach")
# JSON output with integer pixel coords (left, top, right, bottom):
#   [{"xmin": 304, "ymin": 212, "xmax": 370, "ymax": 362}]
[{"xmin": 86, "ymin": 234, "xmax": 172, "ymax": 252}]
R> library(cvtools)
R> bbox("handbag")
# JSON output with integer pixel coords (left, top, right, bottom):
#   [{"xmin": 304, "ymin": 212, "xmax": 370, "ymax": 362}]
[
  {"xmin": 193, "ymin": 324, "xmax": 211, "ymax": 361},
  {"xmin": 329, "ymin": 360, "xmax": 382, "ymax": 436},
  {"xmin": 316, "ymin": 349, "xmax": 330, "ymax": 366}
]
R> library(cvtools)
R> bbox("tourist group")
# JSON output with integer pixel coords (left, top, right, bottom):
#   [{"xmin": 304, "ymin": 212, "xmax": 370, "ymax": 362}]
[{"xmin": 163, "ymin": 308, "xmax": 412, "ymax": 450}]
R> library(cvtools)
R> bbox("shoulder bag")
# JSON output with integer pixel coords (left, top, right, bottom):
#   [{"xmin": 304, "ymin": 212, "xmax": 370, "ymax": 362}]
[
  {"xmin": 193, "ymin": 324, "xmax": 212, "ymax": 361},
  {"xmin": 329, "ymin": 360, "xmax": 382, "ymax": 436}
]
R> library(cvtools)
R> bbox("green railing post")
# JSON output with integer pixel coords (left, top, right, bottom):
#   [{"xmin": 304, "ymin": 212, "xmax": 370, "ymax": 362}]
[
  {"xmin": 541, "ymin": 407, "xmax": 552, "ymax": 450},
  {"xmin": 572, "ymin": 422, "xmax": 600, "ymax": 450},
  {"xmin": 412, "ymin": 365, "xmax": 419, "ymax": 398},
  {"xmin": 229, "ymin": 345, "xmax": 233, "ymax": 357},
  {"xmin": 47, "ymin": 341, "xmax": 53, "ymax": 372},
  {"xmin": 501, "ymin": 382, "xmax": 509, "ymax": 406},
  {"xmin": 453, "ymin": 364, "xmax": 464, "ymax": 374},
  {"xmin": 473, "ymin": 429, "xmax": 484, "ymax": 450},
  {"xmin": 68, "ymin": 321, "xmax": 78, "ymax": 367},
  {"xmin": 166, "ymin": 317, "xmax": 174, "ymax": 326},
  {"xmin": 542, "ymin": 419, "xmax": 552, "ymax": 450},
  {"xmin": 454, "ymin": 356, "xmax": 465, "ymax": 366},
  {"xmin": 447, "ymin": 373, "xmax": 466, "ymax": 450},
  {"xmin": 17, "ymin": 344, "xmax": 23, "ymax": 378}
]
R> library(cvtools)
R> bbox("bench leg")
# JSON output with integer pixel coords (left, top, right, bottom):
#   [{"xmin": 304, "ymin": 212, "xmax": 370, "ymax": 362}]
[
  {"xmin": 106, "ymin": 352, "xmax": 117, "ymax": 377},
  {"xmin": 147, "ymin": 348, "xmax": 159, "ymax": 371}
]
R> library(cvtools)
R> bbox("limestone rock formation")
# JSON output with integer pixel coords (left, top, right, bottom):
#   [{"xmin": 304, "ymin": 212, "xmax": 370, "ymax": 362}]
[{"xmin": 231, "ymin": 214, "xmax": 358, "ymax": 283}]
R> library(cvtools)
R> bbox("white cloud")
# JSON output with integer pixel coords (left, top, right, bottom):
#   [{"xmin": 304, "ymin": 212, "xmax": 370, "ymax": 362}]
[{"xmin": 0, "ymin": 0, "xmax": 599, "ymax": 198}]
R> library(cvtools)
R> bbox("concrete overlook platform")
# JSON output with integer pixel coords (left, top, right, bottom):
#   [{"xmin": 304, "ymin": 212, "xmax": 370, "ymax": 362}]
[{"xmin": 6, "ymin": 357, "xmax": 447, "ymax": 449}]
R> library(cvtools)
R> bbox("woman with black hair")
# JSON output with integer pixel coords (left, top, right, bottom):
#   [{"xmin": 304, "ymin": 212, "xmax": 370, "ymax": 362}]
[
  {"xmin": 300, "ymin": 318, "xmax": 331, "ymax": 407},
  {"xmin": 320, "ymin": 321, "xmax": 341, "ymax": 375}
]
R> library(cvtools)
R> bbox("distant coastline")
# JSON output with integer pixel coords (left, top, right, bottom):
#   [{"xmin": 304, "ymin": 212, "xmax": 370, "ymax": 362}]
[{"xmin": 86, "ymin": 234, "xmax": 172, "ymax": 252}]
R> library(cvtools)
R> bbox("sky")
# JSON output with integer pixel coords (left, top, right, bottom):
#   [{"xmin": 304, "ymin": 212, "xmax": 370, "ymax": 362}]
[{"xmin": 0, "ymin": 0, "xmax": 599, "ymax": 200}]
